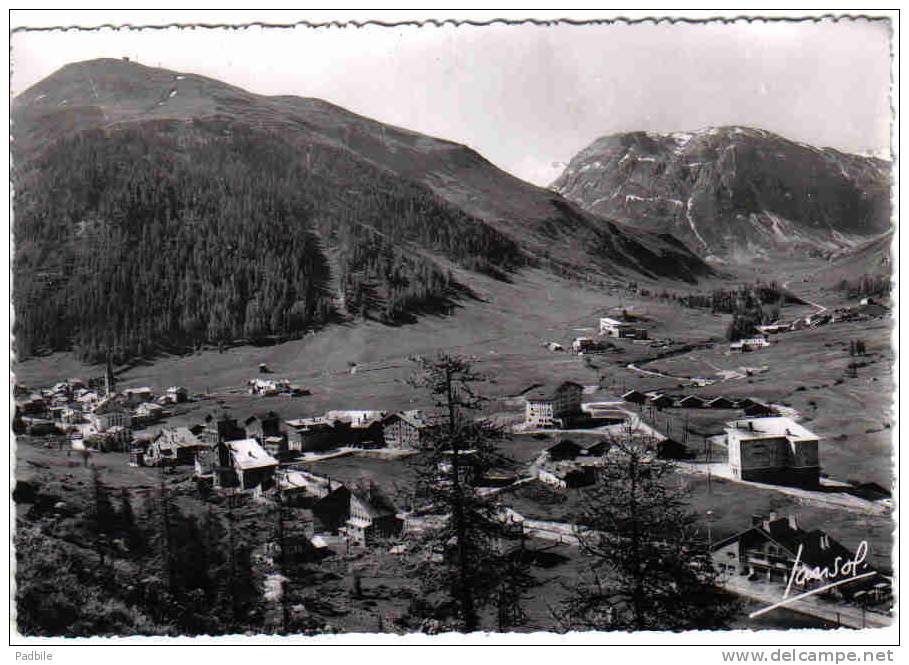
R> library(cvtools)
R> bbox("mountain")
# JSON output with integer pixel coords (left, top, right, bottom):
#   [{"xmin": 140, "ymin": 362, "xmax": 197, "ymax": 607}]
[
  {"xmin": 822, "ymin": 228, "xmax": 893, "ymax": 289},
  {"xmin": 12, "ymin": 59, "xmax": 710, "ymax": 362},
  {"xmin": 552, "ymin": 126, "xmax": 892, "ymax": 262}
]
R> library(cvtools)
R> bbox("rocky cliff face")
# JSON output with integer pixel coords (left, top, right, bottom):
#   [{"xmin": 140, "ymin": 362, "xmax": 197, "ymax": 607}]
[{"xmin": 552, "ymin": 127, "xmax": 891, "ymax": 262}]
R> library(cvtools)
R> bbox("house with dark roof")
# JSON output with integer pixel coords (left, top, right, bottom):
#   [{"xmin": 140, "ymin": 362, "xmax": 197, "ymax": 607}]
[
  {"xmin": 538, "ymin": 464, "xmax": 597, "ymax": 489},
  {"xmin": 244, "ymin": 411, "xmax": 284, "ymax": 443},
  {"xmin": 677, "ymin": 395, "xmax": 706, "ymax": 409},
  {"xmin": 523, "ymin": 381, "xmax": 584, "ymax": 429},
  {"xmin": 145, "ymin": 427, "xmax": 206, "ymax": 466},
  {"xmin": 285, "ymin": 417, "xmax": 339, "ymax": 452},
  {"xmin": 382, "ymin": 410, "xmax": 429, "ymax": 449},
  {"xmin": 622, "ymin": 390, "xmax": 647, "ymax": 405},
  {"xmin": 743, "ymin": 401, "xmax": 777, "ymax": 418},
  {"xmin": 712, "ymin": 513, "xmax": 891, "ymax": 607},
  {"xmin": 647, "ymin": 392, "xmax": 674, "ymax": 409},
  {"xmin": 212, "ymin": 438, "xmax": 279, "ymax": 491},
  {"xmin": 656, "ymin": 438, "xmax": 693, "ymax": 460},
  {"xmin": 313, "ymin": 486, "xmax": 353, "ymax": 533},
  {"xmin": 584, "ymin": 440, "xmax": 611, "ymax": 457},
  {"xmin": 343, "ymin": 485, "xmax": 403, "ymax": 546},
  {"xmin": 706, "ymin": 396, "xmax": 737, "ymax": 410},
  {"xmin": 546, "ymin": 439, "xmax": 584, "ymax": 462}
]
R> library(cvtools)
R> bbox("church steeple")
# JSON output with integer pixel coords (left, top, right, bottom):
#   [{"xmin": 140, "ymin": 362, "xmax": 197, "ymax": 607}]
[{"xmin": 104, "ymin": 352, "xmax": 116, "ymax": 397}]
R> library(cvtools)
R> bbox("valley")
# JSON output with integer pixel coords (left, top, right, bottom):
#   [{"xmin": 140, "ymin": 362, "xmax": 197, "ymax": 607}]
[
  {"xmin": 11, "ymin": 57, "xmax": 895, "ymax": 638},
  {"xmin": 14, "ymin": 254, "xmax": 895, "ymax": 632}
]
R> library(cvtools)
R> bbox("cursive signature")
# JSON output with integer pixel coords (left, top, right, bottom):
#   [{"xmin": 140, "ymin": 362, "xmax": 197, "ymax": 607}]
[
  {"xmin": 783, "ymin": 540, "xmax": 868, "ymax": 599},
  {"xmin": 749, "ymin": 540, "xmax": 875, "ymax": 619}
]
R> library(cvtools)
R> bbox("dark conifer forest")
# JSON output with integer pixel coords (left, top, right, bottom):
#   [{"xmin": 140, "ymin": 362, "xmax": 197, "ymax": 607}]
[{"xmin": 13, "ymin": 119, "xmax": 525, "ymax": 362}]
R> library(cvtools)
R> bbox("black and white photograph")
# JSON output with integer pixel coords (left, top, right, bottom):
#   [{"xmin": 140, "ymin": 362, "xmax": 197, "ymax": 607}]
[{"xmin": 8, "ymin": 8, "xmax": 899, "ymax": 650}]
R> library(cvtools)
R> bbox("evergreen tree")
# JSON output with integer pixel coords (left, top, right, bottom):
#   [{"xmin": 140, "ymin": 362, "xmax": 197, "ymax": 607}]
[
  {"xmin": 555, "ymin": 437, "xmax": 738, "ymax": 632},
  {"xmin": 405, "ymin": 353, "xmax": 532, "ymax": 633}
]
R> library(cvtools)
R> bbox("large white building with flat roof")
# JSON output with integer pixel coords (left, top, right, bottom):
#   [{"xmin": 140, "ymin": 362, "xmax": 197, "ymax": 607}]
[{"xmin": 725, "ymin": 417, "xmax": 820, "ymax": 488}]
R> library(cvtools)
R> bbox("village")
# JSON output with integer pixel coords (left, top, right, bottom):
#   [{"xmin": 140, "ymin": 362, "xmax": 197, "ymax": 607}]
[{"xmin": 13, "ymin": 287, "xmax": 894, "ymax": 630}]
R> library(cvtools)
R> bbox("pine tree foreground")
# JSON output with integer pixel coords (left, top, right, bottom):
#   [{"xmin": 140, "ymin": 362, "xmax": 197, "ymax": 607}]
[
  {"xmin": 555, "ymin": 437, "xmax": 739, "ymax": 632},
  {"xmin": 403, "ymin": 353, "xmax": 534, "ymax": 633}
]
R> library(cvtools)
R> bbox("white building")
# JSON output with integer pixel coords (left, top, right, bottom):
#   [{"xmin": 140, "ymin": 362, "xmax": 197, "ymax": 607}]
[
  {"xmin": 523, "ymin": 381, "xmax": 584, "ymax": 429},
  {"xmin": 599, "ymin": 317, "xmax": 648, "ymax": 339},
  {"xmin": 731, "ymin": 336, "xmax": 770, "ymax": 352},
  {"xmin": 725, "ymin": 417, "xmax": 820, "ymax": 488}
]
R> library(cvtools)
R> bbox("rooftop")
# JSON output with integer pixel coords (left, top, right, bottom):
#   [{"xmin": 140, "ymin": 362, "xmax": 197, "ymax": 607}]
[
  {"xmin": 158, "ymin": 427, "xmax": 204, "ymax": 448},
  {"xmin": 725, "ymin": 416, "xmax": 819, "ymax": 442},
  {"xmin": 227, "ymin": 438, "xmax": 280, "ymax": 470}
]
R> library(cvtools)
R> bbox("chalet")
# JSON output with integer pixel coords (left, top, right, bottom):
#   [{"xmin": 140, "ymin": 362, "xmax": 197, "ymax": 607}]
[
  {"xmin": 324, "ymin": 410, "xmax": 385, "ymax": 427},
  {"xmin": 122, "ymin": 387, "xmax": 154, "ymax": 407},
  {"xmin": 199, "ymin": 413, "xmax": 247, "ymax": 446},
  {"xmin": 756, "ymin": 324, "xmax": 789, "ymax": 335},
  {"xmin": 725, "ymin": 417, "xmax": 820, "ymax": 488},
  {"xmin": 477, "ymin": 468, "xmax": 518, "ymax": 488},
  {"xmin": 77, "ymin": 391, "xmax": 100, "ymax": 406},
  {"xmin": 731, "ymin": 338, "xmax": 768, "ymax": 352},
  {"xmin": 313, "ymin": 486, "xmax": 353, "ymax": 533},
  {"xmin": 90, "ymin": 399, "xmax": 132, "ymax": 431},
  {"xmin": 584, "ymin": 440, "xmax": 611, "ymax": 457},
  {"xmin": 133, "ymin": 401, "xmax": 165, "ymax": 425},
  {"xmin": 677, "ymin": 395, "xmax": 706, "ymax": 409},
  {"xmin": 647, "ymin": 393, "xmax": 674, "ymax": 409},
  {"xmin": 706, "ymin": 396, "xmax": 736, "ymax": 409},
  {"xmin": 572, "ymin": 337, "xmax": 603, "ymax": 354},
  {"xmin": 599, "ymin": 317, "xmax": 648, "ymax": 340},
  {"xmin": 165, "ymin": 386, "xmax": 189, "ymax": 403},
  {"xmin": 25, "ymin": 419, "xmax": 59, "ymax": 436},
  {"xmin": 382, "ymin": 410, "xmax": 428, "ymax": 449},
  {"xmin": 546, "ymin": 439, "xmax": 584, "ymax": 461},
  {"xmin": 523, "ymin": 381, "xmax": 584, "ymax": 429},
  {"xmin": 17, "ymin": 395, "xmax": 47, "ymax": 416},
  {"xmin": 213, "ymin": 438, "xmax": 279, "ymax": 491},
  {"xmin": 622, "ymin": 389, "xmax": 647, "ymax": 405},
  {"xmin": 743, "ymin": 401, "xmax": 776, "ymax": 418},
  {"xmin": 656, "ymin": 437, "xmax": 692, "ymax": 460},
  {"xmin": 278, "ymin": 469, "xmax": 337, "ymax": 500},
  {"xmin": 263, "ymin": 436, "xmax": 287, "ymax": 458},
  {"xmin": 850, "ymin": 482, "xmax": 891, "ymax": 502},
  {"xmin": 349, "ymin": 417, "xmax": 385, "ymax": 448},
  {"xmin": 344, "ymin": 486, "xmax": 403, "ymax": 546},
  {"xmin": 545, "ymin": 341, "xmax": 564, "ymax": 352},
  {"xmin": 145, "ymin": 427, "xmax": 206, "ymax": 466},
  {"xmin": 736, "ymin": 397, "xmax": 761, "ymax": 410},
  {"xmin": 105, "ymin": 425, "xmax": 133, "ymax": 452},
  {"xmin": 244, "ymin": 411, "xmax": 284, "ymax": 442},
  {"xmin": 267, "ymin": 535, "xmax": 323, "ymax": 565},
  {"xmin": 196, "ymin": 414, "xmax": 255, "ymax": 478},
  {"xmin": 538, "ymin": 465, "xmax": 597, "ymax": 489},
  {"xmin": 712, "ymin": 513, "xmax": 890, "ymax": 605},
  {"xmin": 286, "ymin": 417, "xmax": 338, "ymax": 452},
  {"xmin": 583, "ymin": 406, "xmax": 627, "ymax": 426}
]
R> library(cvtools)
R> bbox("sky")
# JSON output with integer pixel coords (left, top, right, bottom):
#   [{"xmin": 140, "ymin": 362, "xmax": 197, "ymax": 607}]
[{"xmin": 10, "ymin": 15, "xmax": 893, "ymax": 186}]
